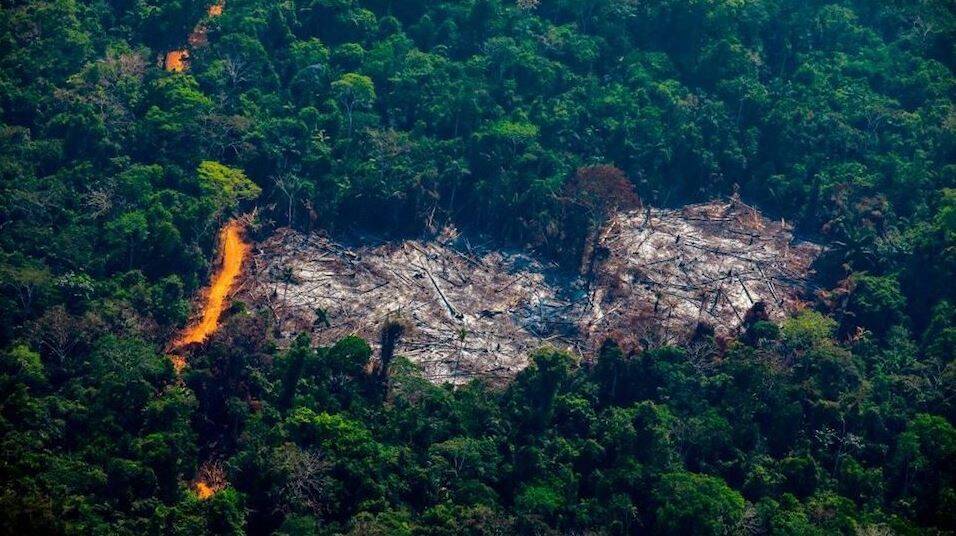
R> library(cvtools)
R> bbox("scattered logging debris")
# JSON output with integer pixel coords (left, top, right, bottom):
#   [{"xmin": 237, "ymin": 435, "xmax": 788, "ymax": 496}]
[
  {"xmin": 587, "ymin": 198, "xmax": 821, "ymax": 351},
  {"xmin": 240, "ymin": 198, "xmax": 821, "ymax": 384}
]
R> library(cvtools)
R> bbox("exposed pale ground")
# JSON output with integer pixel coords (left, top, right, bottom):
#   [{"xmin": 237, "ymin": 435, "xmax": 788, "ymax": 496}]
[{"xmin": 238, "ymin": 198, "xmax": 821, "ymax": 384}]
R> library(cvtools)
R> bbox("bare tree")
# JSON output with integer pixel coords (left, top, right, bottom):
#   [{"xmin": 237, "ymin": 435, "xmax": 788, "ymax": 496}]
[
  {"xmin": 271, "ymin": 172, "xmax": 308, "ymax": 226},
  {"xmin": 271, "ymin": 444, "xmax": 332, "ymax": 515},
  {"xmin": 194, "ymin": 460, "xmax": 228, "ymax": 499},
  {"xmin": 29, "ymin": 306, "xmax": 97, "ymax": 365}
]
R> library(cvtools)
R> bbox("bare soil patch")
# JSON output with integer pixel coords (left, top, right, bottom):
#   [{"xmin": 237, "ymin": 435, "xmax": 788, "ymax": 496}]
[{"xmin": 239, "ymin": 198, "xmax": 821, "ymax": 384}]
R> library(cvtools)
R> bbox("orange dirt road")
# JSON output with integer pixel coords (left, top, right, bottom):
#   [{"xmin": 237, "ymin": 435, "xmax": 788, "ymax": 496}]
[
  {"xmin": 195, "ymin": 481, "xmax": 216, "ymax": 499},
  {"xmin": 163, "ymin": 1, "xmax": 225, "ymax": 72},
  {"xmin": 175, "ymin": 220, "xmax": 250, "ymax": 347}
]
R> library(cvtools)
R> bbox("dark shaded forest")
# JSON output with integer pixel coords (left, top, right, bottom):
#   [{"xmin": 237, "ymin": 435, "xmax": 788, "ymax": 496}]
[{"xmin": 0, "ymin": 0, "xmax": 953, "ymax": 534}]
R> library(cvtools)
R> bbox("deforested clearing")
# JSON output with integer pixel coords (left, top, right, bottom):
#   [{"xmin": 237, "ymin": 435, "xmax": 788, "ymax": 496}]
[{"xmin": 241, "ymin": 198, "xmax": 821, "ymax": 384}]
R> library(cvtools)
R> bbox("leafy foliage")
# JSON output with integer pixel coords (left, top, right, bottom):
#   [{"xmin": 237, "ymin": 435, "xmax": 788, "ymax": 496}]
[{"xmin": 0, "ymin": 0, "xmax": 953, "ymax": 534}]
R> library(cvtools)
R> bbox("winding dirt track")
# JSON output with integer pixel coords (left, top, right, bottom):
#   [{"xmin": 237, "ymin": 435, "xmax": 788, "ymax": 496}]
[
  {"xmin": 174, "ymin": 220, "xmax": 250, "ymax": 348},
  {"xmin": 160, "ymin": 2, "xmax": 242, "ymax": 502},
  {"xmin": 164, "ymin": 1, "xmax": 224, "ymax": 72}
]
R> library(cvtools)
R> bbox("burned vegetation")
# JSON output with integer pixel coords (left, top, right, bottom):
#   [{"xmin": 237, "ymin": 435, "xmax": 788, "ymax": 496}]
[{"xmin": 240, "ymin": 198, "xmax": 821, "ymax": 384}]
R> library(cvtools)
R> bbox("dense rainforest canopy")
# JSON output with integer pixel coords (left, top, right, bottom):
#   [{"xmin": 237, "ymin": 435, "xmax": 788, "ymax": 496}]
[{"xmin": 0, "ymin": 0, "xmax": 954, "ymax": 534}]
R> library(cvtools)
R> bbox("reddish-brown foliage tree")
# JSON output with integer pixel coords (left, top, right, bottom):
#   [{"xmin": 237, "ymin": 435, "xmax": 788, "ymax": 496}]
[
  {"xmin": 562, "ymin": 165, "xmax": 641, "ymax": 274},
  {"xmin": 565, "ymin": 165, "xmax": 641, "ymax": 221}
]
